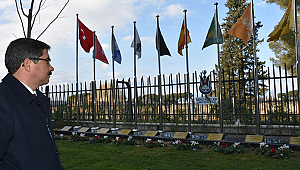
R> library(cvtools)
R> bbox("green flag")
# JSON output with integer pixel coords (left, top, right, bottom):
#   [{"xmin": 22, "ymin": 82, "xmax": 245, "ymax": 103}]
[{"xmin": 202, "ymin": 16, "xmax": 223, "ymax": 50}]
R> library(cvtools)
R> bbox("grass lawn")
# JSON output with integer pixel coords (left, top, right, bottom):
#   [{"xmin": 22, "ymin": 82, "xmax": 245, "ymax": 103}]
[{"xmin": 56, "ymin": 140, "xmax": 300, "ymax": 170}]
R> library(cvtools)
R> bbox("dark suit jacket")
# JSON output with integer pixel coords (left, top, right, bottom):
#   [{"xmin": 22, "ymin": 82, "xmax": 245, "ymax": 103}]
[{"xmin": 0, "ymin": 74, "xmax": 64, "ymax": 170}]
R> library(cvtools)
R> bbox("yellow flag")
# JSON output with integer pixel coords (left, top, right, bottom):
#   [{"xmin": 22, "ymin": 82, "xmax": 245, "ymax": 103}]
[
  {"xmin": 267, "ymin": 0, "xmax": 294, "ymax": 42},
  {"xmin": 227, "ymin": 3, "xmax": 252, "ymax": 44}
]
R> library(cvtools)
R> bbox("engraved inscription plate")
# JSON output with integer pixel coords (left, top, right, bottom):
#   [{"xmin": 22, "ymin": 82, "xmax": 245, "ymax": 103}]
[
  {"xmin": 78, "ymin": 127, "xmax": 90, "ymax": 133},
  {"xmin": 118, "ymin": 129, "xmax": 132, "ymax": 135},
  {"xmin": 173, "ymin": 132, "xmax": 188, "ymax": 139},
  {"xmin": 97, "ymin": 128, "xmax": 110, "ymax": 134},
  {"xmin": 290, "ymin": 137, "xmax": 300, "ymax": 145},
  {"xmin": 206, "ymin": 133, "xmax": 224, "ymax": 141},
  {"xmin": 144, "ymin": 130, "xmax": 158, "ymax": 137},
  {"xmin": 245, "ymin": 135, "xmax": 263, "ymax": 143},
  {"xmin": 60, "ymin": 126, "xmax": 72, "ymax": 131}
]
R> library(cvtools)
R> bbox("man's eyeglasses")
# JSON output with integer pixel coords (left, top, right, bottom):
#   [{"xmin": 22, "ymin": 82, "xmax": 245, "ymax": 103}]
[{"xmin": 29, "ymin": 58, "xmax": 51, "ymax": 65}]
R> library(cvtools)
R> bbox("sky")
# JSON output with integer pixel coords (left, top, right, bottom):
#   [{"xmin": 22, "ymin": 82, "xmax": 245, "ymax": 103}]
[{"xmin": 0, "ymin": 0, "xmax": 285, "ymax": 87}]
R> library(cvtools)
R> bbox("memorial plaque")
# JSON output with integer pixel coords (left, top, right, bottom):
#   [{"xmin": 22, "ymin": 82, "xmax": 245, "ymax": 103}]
[
  {"xmin": 118, "ymin": 129, "xmax": 132, "ymax": 135},
  {"xmin": 60, "ymin": 126, "xmax": 72, "ymax": 131},
  {"xmin": 206, "ymin": 133, "xmax": 224, "ymax": 141},
  {"xmin": 245, "ymin": 135, "xmax": 263, "ymax": 143},
  {"xmin": 144, "ymin": 130, "xmax": 158, "ymax": 137},
  {"xmin": 97, "ymin": 128, "xmax": 110, "ymax": 134},
  {"xmin": 173, "ymin": 132, "xmax": 188, "ymax": 139},
  {"xmin": 290, "ymin": 137, "xmax": 300, "ymax": 145},
  {"xmin": 78, "ymin": 127, "xmax": 90, "ymax": 133}
]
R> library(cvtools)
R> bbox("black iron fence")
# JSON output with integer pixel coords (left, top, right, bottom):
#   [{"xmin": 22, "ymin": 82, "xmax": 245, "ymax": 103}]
[{"xmin": 43, "ymin": 64, "xmax": 300, "ymax": 135}]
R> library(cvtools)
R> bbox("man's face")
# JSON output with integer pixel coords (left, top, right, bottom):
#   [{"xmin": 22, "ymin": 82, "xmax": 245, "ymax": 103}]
[{"xmin": 31, "ymin": 49, "xmax": 54, "ymax": 87}]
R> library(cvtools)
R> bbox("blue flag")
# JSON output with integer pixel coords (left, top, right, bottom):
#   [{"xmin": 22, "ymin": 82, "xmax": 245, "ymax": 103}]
[{"xmin": 112, "ymin": 34, "xmax": 121, "ymax": 64}]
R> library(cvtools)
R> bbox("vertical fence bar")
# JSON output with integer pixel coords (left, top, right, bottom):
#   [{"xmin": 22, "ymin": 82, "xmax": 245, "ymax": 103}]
[
  {"xmin": 171, "ymin": 74, "xmax": 175, "ymax": 121},
  {"xmin": 279, "ymin": 66, "xmax": 284, "ymax": 126},
  {"xmin": 141, "ymin": 76, "xmax": 146, "ymax": 126},
  {"xmin": 284, "ymin": 64, "xmax": 290, "ymax": 123},
  {"xmin": 168, "ymin": 74, "xmax": 171, "ymax": 121},
  {"xmin": 273, "ymin": 65, "xmax": 278, "ymax": 117},
  {"xmin": 291, "ymin": 66, "xmax": 296, "ymax": 128},
  {"xmin": 262, "ymin": 66, "xmax": 266, "ymax": 123},
  {"xmin": 268, "ymin": 68, "xmax": 272, "ymax": 134},
  {"xmin": 163, "ymin": 74, "xmax": 167, "ymax": 123}
]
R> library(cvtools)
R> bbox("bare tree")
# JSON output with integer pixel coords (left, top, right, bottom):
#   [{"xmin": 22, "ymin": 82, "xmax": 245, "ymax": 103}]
[{"xmin": 14, "ymin": 0, "xmax": 70, "ymax": 39}]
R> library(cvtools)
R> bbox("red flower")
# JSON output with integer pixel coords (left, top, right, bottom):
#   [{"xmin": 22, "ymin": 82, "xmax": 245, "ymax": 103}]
[
  {"xmin": 222, "ymin": 142, "xmax": 225, "ymax": 146},
  {"xmin": 150, "ymin": 141, "xmax": 153, "ymax": 144},
  {"xmin": 94, "ymin": 135, "xmax": 99, "ymax": 139},
  {"xmin": 226, "ymin": 144, "xmax": 228, "ymax": 147},
  {"xmin": 272, "ymin": 148, "xmax": 276, "ymax": 153},
  {"xmin": 180, "ymin": 141, "xmax": 184, "ymax": 144},
  {"xmin": 72, "ymin": 135, "xmax": 76, "ymax": 139},
  {"xmin": 119, "ymin": 137, "xmax": 122, "ymax": 140}
]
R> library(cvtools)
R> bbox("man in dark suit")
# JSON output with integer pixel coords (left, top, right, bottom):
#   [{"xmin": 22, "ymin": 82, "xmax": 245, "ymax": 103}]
[{"xmin": 0, "ymin": 38, "xmax": 64, "ymax": 169}]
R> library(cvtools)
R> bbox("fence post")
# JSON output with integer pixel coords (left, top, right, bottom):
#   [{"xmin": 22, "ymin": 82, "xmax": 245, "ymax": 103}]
[
  {"xmin": 158, "ymin": 74, "xmax": 163, "ymax": 131},
  {"xmin": 92, "ymin": 81, "xmax": 97, "ymax": 126},
  {"xmin": 112, "ymin": 79, "xmax": 116, "ymax": 128}
]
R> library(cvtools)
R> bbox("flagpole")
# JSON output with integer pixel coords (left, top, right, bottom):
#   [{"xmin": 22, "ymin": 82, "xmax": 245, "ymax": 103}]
[
  {"xmin": 156, "ymin": 15, "xmax": 163, "ymax": 131},
  {"xmin": 76, "ymin": 14, "xmax": 79, "ymax": 124},
  {"xmin": 92, "ymin": 31, "xmax": 97, "ymax": 125},
  {"xmin": 183, "ymin": 9, "xmax": 191, "ymax": 132},
  {"xmin": 112, "ymin": 25, "xmax": 116, "ymax": 128},
  {"xmin": 214, "ymin": 3, "xmax": 223, "ymax": 133},
  {"xmin": 133, "ymin": 21, "xmax": 138, "ymax": 129},
  {"xmin": 251, "ymin": 0, "xmax": 260, "ymax": 134},
  {"xmin": 93, "ymin": 31, "xmax": 96, "ymax": 82},
  {"xmin": 293, "ymin": 0, "xmax": 300, "ymax": 132},
  {"xmin": 156, "ymin": 15, "xmax": 162, "ymax": 76}
]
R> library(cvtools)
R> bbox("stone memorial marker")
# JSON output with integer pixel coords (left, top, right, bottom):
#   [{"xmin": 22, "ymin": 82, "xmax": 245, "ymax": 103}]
[
  {"xmin": 290, "ymin": 137, "xmax": 300, "ymax": 145},
  {"xmin": 245, "ymin": 135, "xmax": 263, "ymax": 143},
  {"xmin": 144, "ymin": 130, "xmax": 158, "ymax": 137},
  {"xmin": 118, "ymin": 129, "xmax": 132, "ymax": 135},
  {"xmin": 173, "ymin": 132, "xmax": 188, "ymax": 139},
  {"xmin": 78, "ymin": 127, "xmax": 90, "ymax": 133},
  {"xmin": 97, "ymin": 128, "xmax": 110, "ymax": 134},
  {"xmin": 206, "ymin": 133, "xmax": 224, "ymax": 141},
  {"xmin": 60, "ymin": 126, "xmax": 72, "ymax": 132}
]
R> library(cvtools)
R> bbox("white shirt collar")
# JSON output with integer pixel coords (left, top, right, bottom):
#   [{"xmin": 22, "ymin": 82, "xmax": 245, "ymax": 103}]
[{"xmin": 19, "ymin": 81, "xmax": 37, "ymax": 96}]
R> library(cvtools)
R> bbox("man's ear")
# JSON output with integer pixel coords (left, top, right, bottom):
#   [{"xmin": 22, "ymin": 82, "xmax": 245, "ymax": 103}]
[{"xmin": 23, "ymin": 58, "xmax": 32, "ymax": 72}]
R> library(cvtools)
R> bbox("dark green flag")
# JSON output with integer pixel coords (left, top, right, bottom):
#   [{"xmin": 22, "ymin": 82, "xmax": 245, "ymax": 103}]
[{"xmin": 202, "ymin": 16, "xmax": 223, "ymax": 50}]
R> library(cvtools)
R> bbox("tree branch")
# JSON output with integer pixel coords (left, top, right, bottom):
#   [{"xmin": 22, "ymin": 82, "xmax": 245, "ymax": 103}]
[
  {"xmin": 27, "ymin": 0, "xmax": 35, "ymax": 38},
  {"xmin": 32, "ymin": 0, "xmax": 47, "ymax": 22},
  {"xmin": 14, "ymin": 0, "xmax": 26, "ymax": 37},
  {"xmin": 31, "ymin": 0, "xmax": 43, "ymax": 29},
  {"xmin": 19, "ymin": 0, "xmax": 28, "ymax": 17},
  {"xmin": 36, "ymin": 0, "xmax": 69, "ymax": 40}
]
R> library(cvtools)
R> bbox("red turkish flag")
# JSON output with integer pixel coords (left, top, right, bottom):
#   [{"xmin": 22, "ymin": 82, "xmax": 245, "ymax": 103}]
[
  {"xmin": 94, "ymin": 35, "xmax": 109, "ymax": 64},
  {"xmin": 78, "ymin": 19, "xmax": 93, "ymax": 53}
]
